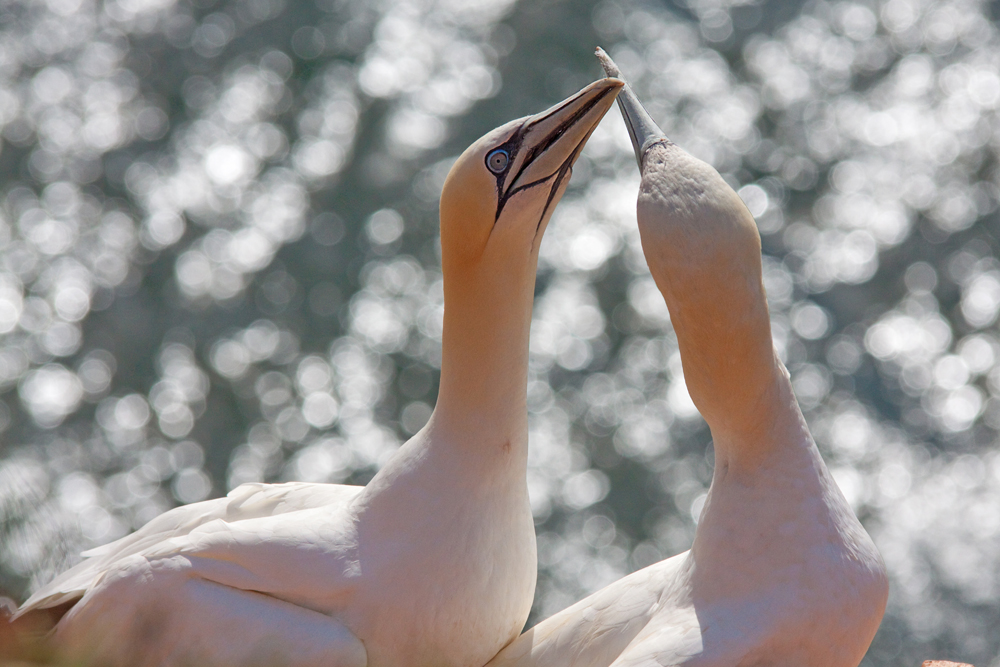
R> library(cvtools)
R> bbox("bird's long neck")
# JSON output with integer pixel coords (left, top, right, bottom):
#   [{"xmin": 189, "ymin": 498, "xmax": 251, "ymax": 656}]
[
  {"xmin": 640, "ymin": 147, "xmax": 851, "ymax": 599},
  {"xmin": 433, "ymin": 246, "xmax": 537, "ymax": 459},
  {"xmin": 663, "ymin": 252, "xmax": 798, "ymax": 467},
  {"xmin": 641, "ymin": 144, "xmax": 806, "ymax": 469}
]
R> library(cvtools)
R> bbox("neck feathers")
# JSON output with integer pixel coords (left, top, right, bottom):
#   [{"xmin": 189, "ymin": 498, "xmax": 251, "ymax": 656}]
[
  {"xmin": 434, "ymin": 247, "xmax": 537, "ymax": 453},
  {"xmin": 638, "ymin": 143, "xmax": 794, "ymax": 463}
]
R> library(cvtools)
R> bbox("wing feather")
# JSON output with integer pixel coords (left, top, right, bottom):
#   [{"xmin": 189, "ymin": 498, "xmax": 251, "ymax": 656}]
[{"xmin": 16, "ymin": 482, "xmax": 362, "ymax": 616}]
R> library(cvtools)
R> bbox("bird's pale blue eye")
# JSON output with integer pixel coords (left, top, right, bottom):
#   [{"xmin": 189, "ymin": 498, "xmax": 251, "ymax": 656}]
[{"xmin": 487, "ymin": 149, "xmax": 509, "ymax": 173}]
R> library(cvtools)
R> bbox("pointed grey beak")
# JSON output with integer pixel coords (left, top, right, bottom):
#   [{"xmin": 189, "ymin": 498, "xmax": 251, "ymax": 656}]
[{"xmin": 596, "ymin": 48, "xmax": 670, "ymax": 170}]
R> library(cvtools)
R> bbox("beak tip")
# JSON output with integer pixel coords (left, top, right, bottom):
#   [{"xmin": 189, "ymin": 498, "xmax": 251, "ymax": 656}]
[
  {"xmin": 595, "ymin": 47, "xmax": 621, "ymax": 80},
  {"xmin": 589, "ymin": 74, "xmax": 624, "ymax": 96}
]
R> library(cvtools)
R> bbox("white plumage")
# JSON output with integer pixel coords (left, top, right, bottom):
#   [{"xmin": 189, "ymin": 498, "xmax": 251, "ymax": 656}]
[
  {"xmin": 486, "ymin": 50, "xmax": 888, "ymax": 667},
  {"xmin": 13, "ymin": 77, "xmax": 624, "ymax": 667}
]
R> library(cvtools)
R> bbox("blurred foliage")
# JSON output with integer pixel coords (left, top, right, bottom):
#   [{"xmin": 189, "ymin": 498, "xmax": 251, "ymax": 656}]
[{"xmin": 1, "ymin": 0, "xmax": 1000, "ymax": 665}]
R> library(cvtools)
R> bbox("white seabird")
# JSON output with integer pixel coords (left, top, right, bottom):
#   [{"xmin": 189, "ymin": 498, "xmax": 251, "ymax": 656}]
[
  {"xmin": 11, "ymin": 77, "xmax": 624, "ymax": 667},
  {"xmin": 486, "ymin": 49, "xmax": 888, "ymax": 667}
]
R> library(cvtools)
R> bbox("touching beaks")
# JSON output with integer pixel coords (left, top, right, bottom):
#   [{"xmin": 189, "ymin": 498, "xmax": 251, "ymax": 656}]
[
  {"xmin": 595, "ymin": 47, "xmax": 669, "ymax": 170},
  {"xmin": 494, "ymin": 77, "xmax": 623, "ymax": 219}
]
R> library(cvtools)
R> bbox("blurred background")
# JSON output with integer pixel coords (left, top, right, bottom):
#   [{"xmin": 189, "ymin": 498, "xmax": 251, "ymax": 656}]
[{"xmin": 0, "ymin": 0, "xmax": 998, "ymax": 663}]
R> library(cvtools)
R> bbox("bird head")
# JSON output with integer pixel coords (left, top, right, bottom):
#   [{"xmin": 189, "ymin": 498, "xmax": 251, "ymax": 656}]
[
  {"xmin": 595, "ymin": 47, "xmax": 763, "ymax": 292},
  {"xmin": 439, "ymin": 78, "xmax": 622, "ymax": 271}
]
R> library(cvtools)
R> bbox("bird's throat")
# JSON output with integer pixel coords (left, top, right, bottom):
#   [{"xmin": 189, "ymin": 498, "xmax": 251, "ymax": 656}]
[{"xmin": 434, "ymin": 256, "xmax": 537, "ymax": 454}]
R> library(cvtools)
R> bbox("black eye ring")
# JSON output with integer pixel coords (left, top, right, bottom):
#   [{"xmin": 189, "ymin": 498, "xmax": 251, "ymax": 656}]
[{"xmin": 486, "ymin": 148, "xmax": 509, "ymax": 174}]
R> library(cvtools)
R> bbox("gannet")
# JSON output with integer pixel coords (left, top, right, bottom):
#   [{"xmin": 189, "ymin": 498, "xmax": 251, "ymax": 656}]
[
  {"xmin": 486, "ymin": 50, "xmax": 887, "ymax": 667},
  {"xmin": 11, "ymin": 77, "xmax": 624, "ymax": 667}
]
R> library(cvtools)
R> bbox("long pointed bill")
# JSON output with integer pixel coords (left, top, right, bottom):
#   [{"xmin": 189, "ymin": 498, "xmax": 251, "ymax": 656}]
[
  {"xmin": 595, "ymin": 47, "xmax": 669, "ymax": 170},
  {"xmin": 495, "ymin": 77, "xmax": 622, "ymax": 219}
]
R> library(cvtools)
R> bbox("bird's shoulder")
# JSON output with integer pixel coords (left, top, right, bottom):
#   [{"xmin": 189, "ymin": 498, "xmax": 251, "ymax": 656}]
[
  {"xmin": 17, "ymin": 481, "xmax": 363, "ymax": 615},
  {"xmin": 91, "ymin": 480, "xmax": 364, "ymax": 564}
]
